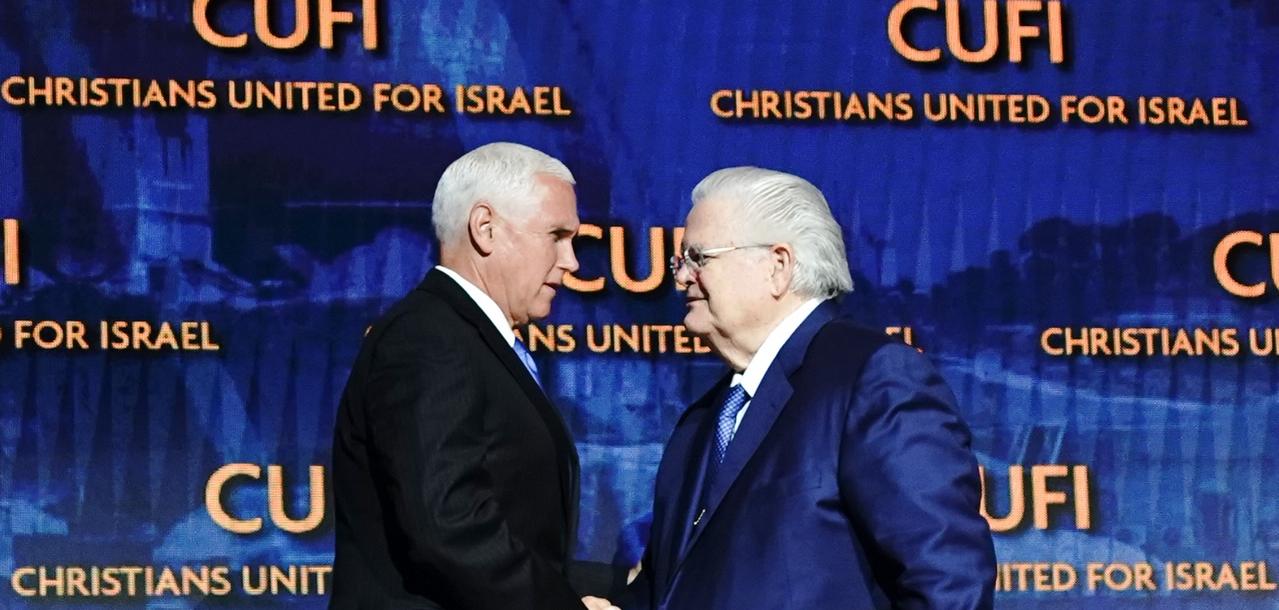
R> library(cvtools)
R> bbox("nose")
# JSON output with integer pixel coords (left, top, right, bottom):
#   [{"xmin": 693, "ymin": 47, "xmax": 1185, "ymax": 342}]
[
  {"xmin": 559, "ymin": 238, "xmax": 580, "ymax": 274},
  {"xmin": 673, "ymin": 260, "xmax": 695, "ymax": 289}
]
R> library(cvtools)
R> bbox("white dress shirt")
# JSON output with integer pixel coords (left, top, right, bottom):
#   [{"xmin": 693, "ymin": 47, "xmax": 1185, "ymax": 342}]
[
  {"xmin": 435, "ymin": 265, "xmax": 516, "ymax": 348},
  {"xmin": 728, "ymin": 298, "xmax": 825, "ymax": 433}
]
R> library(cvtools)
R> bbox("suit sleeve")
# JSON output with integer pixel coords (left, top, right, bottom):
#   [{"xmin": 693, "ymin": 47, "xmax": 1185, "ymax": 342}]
[
  {"xmin": 363, "ymin": 315, "xmax": 586, "ymax": 610},
  {"xmin": 620, "ymin": 544, "xmax": 654, "ymax": 610},
  {"xmin": 837, "ymin": 344, "xmax": 996, "ymax": 610}
]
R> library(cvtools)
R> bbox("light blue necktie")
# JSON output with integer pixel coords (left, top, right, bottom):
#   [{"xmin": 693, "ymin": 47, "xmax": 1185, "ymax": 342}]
[
  {"xmin": 713, "ymin": 384, "xmax": 750, "ymax": 465},
  {"xmin": 512, "ymin": 339, "xmax": 542, "ymax": 389}
]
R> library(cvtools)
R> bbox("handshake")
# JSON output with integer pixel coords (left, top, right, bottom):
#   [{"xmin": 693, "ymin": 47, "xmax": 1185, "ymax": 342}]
[{"xmin": 581, "ymin": 596, "xmax": 620, "ymax": 610}]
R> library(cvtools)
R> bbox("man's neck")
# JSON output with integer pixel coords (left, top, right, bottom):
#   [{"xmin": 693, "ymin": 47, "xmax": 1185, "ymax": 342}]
[
  {"xmin": 439, "ymin": 253, "xmax": 514, "ymax": 327},
  {"xmin": 718, "ymin": 296, "xmax": 808, "ymax": 372}
]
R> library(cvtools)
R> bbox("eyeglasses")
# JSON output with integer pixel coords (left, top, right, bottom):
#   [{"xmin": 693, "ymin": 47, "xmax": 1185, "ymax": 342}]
[{"xmin": 668, "ymin": 244, "xmax": 772, "ymax": 275}]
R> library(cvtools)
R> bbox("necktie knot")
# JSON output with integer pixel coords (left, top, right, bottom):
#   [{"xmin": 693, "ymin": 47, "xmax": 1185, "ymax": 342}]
[{"xmin": 714, "ymin": 384, "xmax": 749, "ymax": 464}]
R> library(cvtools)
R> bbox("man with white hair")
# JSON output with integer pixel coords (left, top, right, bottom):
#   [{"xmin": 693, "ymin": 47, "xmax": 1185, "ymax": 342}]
[
  {"xmin": 331, "ymin": 143, "xmax": 617, "ymax": 609},
  {"xmin": 630, "ymin": 167, "xmax": 995, "ymax": 609}
]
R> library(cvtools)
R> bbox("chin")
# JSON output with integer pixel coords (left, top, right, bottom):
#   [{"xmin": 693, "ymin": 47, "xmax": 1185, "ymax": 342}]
[
  {"xmin": 683, "ymin": 311, "xmax": 711, "ymax": 335},
  {"xmin": 527, "ymin": 302, "xmax": 553, "ymax": 322}
]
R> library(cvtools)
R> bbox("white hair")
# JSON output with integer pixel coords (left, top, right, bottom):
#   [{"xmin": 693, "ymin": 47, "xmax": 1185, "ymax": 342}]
[
  {"xmin": 691, "ymin": 166, "xmax": 853, "ymax": 298},
  {"xmin": 432, "ymin": 142, "xmax": 575, "ymax": 244}
]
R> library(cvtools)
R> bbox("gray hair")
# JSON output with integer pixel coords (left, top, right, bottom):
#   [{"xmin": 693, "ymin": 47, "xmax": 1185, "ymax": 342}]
[
  {"xmin": 691, "ymin": 166, "xmax": 853, "ymax": 298},
  {"xmin": 432, "ymin": 142, "xmax": 575, "ymax": 244}
]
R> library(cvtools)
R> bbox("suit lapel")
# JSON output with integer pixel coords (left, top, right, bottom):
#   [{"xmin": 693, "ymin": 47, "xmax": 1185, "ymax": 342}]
[
  {"xmin": 654, "ymin": 383, "xmax": 722, "ymax": 592},
  {"xmin": 673, "ymin": 301, "xmax": 838, "ymax": 575},
  {"xmin": 418, "ymin": 269, "xmax": 579, "ymax": 541}
]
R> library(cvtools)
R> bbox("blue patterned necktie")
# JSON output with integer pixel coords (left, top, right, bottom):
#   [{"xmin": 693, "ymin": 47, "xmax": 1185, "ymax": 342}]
[
  {"xmin": 512, "ymin": 339, "xmax": 542, "ymax": 389},
  {"xmin": 687, "ymin": 383, "xmax": 750, "ymax": 542},
  {"xmin": 713, "ymin": 384, "xmax": 750, "ymax": 465}
]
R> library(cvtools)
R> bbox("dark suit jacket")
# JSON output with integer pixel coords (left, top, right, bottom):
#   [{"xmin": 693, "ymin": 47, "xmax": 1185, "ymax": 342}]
[
  {"xmin": 632, "ymin": 301, "xmax": 996, "ymax": 609},
  {"xmin": 330, "ymin": 269, "xmax": 589, "ymax": 609}
]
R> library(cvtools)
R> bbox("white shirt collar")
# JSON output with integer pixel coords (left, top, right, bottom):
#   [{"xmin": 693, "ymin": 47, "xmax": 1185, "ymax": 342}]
[
  {"xmin": 731, "ymin": 298, "xmax": 825, "ymax": 396},
  {"xmin": 435, "ymin": 265, "xmax": 516, "ymax": 348}
]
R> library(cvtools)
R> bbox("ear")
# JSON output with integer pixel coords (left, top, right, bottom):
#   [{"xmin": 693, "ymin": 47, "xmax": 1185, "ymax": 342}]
[
  {"xmin": 467, "ymin": 202, "xmax": 497, "ymax": 255},
  {"xmin": 767, "ymin": 243, "xmax": 796, "ymax": 297}
]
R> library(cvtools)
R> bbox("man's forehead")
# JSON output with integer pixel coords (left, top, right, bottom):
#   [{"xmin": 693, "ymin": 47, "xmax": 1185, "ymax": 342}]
[
  {"xmin": 529, "ymin": 176, "xmax": 578, "ymax": 223},
  {"xmin": 538, "ymin": 194, "xmax": 575, "ymax": 214},
  {"xmin": 683, "ymin": 202, "xmax": 731, "ymax": 244}
]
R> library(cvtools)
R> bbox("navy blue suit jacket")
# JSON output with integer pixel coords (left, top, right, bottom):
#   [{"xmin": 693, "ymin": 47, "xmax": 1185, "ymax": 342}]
[{"xmin": 633, "ymin": 302, "xmax": 995, "ymax": 609}]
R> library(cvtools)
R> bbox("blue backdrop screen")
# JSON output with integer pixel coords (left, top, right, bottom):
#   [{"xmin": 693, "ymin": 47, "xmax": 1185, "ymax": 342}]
[{"xmin": 1, "ymin": 1, "xmax": 1277, "ymax": 607}]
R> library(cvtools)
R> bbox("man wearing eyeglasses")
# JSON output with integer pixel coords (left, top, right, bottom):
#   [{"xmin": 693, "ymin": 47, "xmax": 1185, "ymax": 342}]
[{"xmin": 628, "ymin": 167, "xmax": 995, "ymax": 609}]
